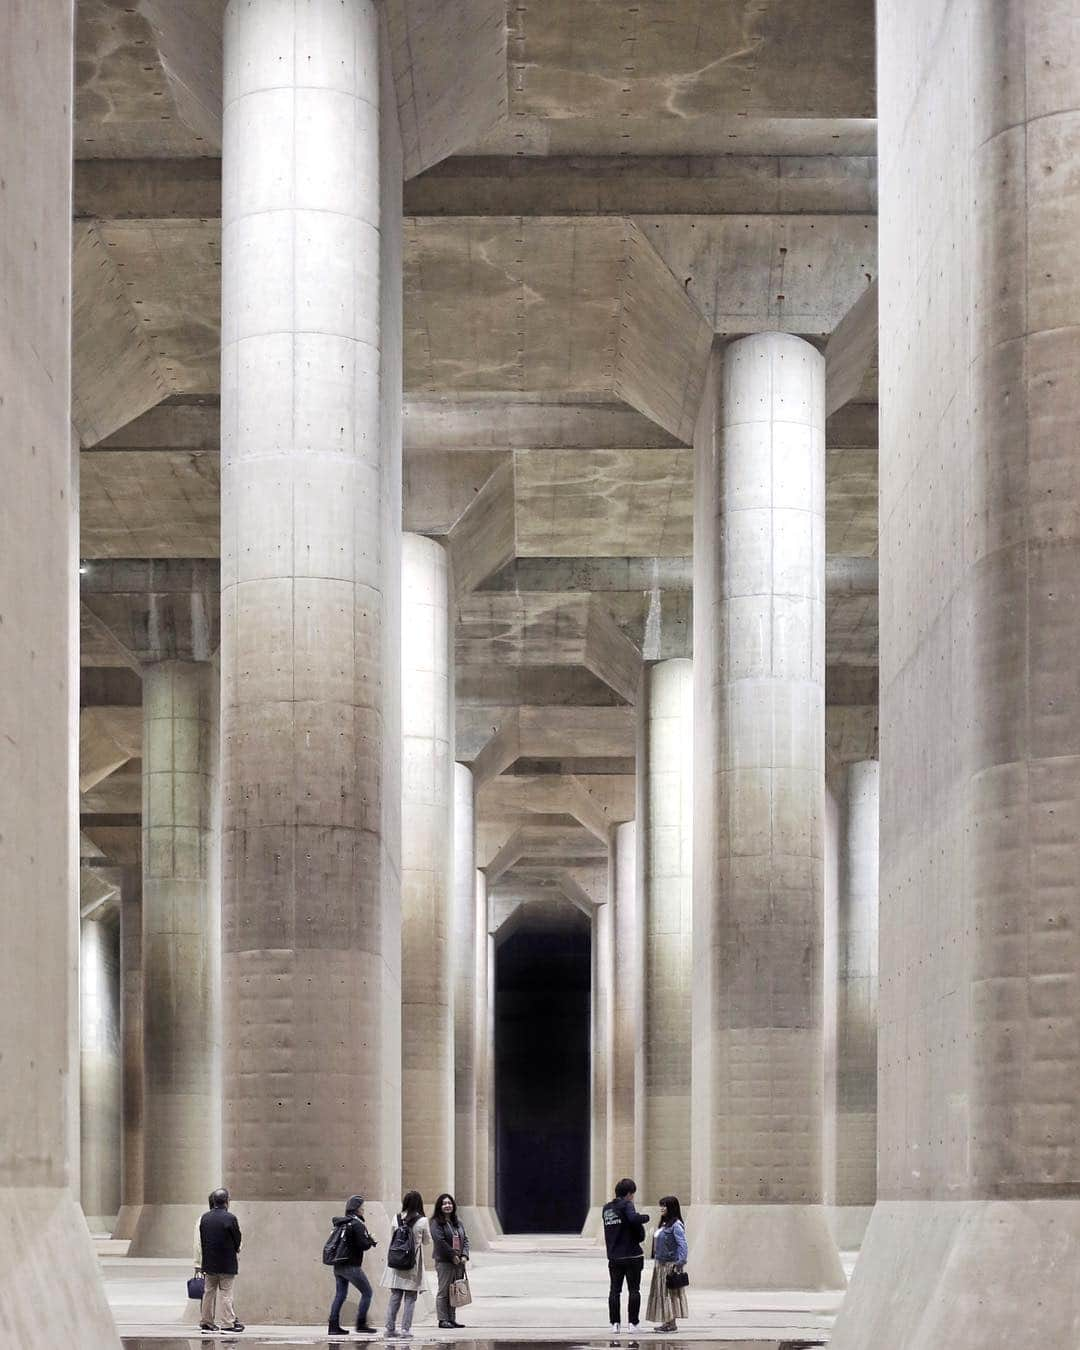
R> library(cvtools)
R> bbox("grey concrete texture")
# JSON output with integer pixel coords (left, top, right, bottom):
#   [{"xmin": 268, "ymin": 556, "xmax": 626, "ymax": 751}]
[
  {"xmin": 637, "ymin": 660, "xmax": 694, "ymax": 1201},
  {"xmin": 832, "ymin": 0, "xmax": 1080, "ymax": 1343},
  {"xmin": 217, "ymin": 12, "xmax": 404, "ymax": 1324},
  {"xmin": 81, "ymin": 913, "xmax": 123, "ymax": 1228},
  {"xmin": 608, "ymin": 822, "xmax": 639, "ymax": 1184},
  {"xmin": 0, "ymin": 0, "xmax": 120, "ymax": 1340},
  {"xmin": 130, "ymin": 660, "xmax": 221, "ymax": 1257},
  {"xmin": 116, "ymin": 867, "xmax": 145, "ymax": 1238},
  {"xmin": 401, "ymin": 533, "xmax": 455, "ymax": 1200},
  {"xmin": 692, "ymin": 338, "xmax": 842, "ymax": 1290},
  {"xmin": 453, "ymin": 764, "xmax": 478, "ymax": 1208}
]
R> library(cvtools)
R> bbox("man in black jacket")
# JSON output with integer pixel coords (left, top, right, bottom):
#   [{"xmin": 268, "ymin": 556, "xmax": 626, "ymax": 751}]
[
  {"xmin": 328, "ymin": 1195, "xmax": 377, "ymax": 1336},
  {"xmin": 194, "ymin": 1188, "xmax": 244, "ymax": 1333},
  {"xmin": 602, "ymin": 1178, "xmax": 650, "ymax": 1332}
]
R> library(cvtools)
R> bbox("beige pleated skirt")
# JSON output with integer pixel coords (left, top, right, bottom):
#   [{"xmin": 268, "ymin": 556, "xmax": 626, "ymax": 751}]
[{"xmin": 646, "ymin": 1261, "xmax": 688, "ymax": 1324}]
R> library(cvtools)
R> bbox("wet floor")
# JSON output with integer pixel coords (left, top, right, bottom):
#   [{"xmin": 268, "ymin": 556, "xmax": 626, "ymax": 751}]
[{"xmin": 120, "ymin": 1340, "xmax": 827, "ymax": 1349}]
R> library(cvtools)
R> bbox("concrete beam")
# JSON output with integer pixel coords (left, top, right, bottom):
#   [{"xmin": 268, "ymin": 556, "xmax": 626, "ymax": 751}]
[
  {"xmin": 386, "ymin": 0, "xmax": 508, "ymax": 178},
  {"xmin": 81, "ymin": 449, "xmax": 220, "ymax": 558},
  {"xmin": 467, "ymin": 705, "xmax": 637, "ymax": 786},
  {"xmin": 406, "ymin": 154, "xmax": 877, "ymax": 216},
  {"xmin": 72, "ymin": 223, "xmax": 168, "ymax": 447},
  {"xmin": 79, "ymin": 706, "xmax": 142, "ymax": 792},
  {"xmin": 405, "ymin": 217, "xmax": 712, "ymax": 444},
  {"xmin": 74, "ymin": 153, "xmax": 877, "ymax": 220},
  {"xmin": 138, "ymin": 0, "xmax": 223, "ymax": 148},
  {"xmin": 447, "ymin": 458, "xmax": 516, "ymax": 595},
  {"xmin": 456, "ymin": 593, "xmax": 642, "ymax": 703},
  {"xmin": 826, "ymin": 281, "xmax": 878, "ymax": 416},
  {"xmin": 80, "ymin": 602, "xmax": 140, "ymax": 670},
  {"xmin": 80, "ymin": 559, "xmax": 220, "ymax": 663}
]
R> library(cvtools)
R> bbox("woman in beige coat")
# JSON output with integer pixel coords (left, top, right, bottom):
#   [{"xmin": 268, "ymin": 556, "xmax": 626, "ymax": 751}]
[{"xmin": 380, "ymin": 1191, "xmax": 431, "ymax": 1339}]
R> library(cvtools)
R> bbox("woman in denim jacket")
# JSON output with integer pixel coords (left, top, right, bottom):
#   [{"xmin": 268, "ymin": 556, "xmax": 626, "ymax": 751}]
[{"xmin": 646, "ymin": 1195, "xmax": 688, "ymax": 1332}]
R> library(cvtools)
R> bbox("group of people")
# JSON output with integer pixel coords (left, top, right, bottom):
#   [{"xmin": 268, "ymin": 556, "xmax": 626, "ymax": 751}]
[
  {"xmin": 602, "ymin": 1178, "xmax": 689, "ymax": 1334},
  {"xmin": 192, "ymin": 1177, "xmax": 688, "ymax": 1338}
]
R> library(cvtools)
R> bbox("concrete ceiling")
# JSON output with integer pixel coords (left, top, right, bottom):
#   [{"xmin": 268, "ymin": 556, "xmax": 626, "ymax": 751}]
[{"xmin": 71, "ymin": 0, "xmax": 880, "ymax": 882}]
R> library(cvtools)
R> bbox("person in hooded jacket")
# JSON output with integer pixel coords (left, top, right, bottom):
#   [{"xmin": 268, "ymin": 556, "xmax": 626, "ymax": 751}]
[
  {"xmin": 327, "ymin": 1194, "xmax": 377, "ymax": 1337},
  {"xmin": 430, "ymin": 1193, "xmax": 470, "ymax": 1329},
  {"xmin": 602, "ymin": 1177, "xmax": 651, "ymax": 1332}
]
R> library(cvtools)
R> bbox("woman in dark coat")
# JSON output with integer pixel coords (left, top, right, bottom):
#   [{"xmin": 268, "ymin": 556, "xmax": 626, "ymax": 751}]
[{"xmin": 430, "ymin": 1193, "xmax": 470, "ymax": 1329}]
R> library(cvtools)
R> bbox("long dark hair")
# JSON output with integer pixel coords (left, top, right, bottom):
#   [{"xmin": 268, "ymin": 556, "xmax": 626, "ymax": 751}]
[
  {"xmin": 658, "ymin": 1195, "xmax": 683, "ymax": 1227},
  {"xmin": 401, "ymin": 1190, "xmax": 424, "ymax": 1227},
  {"xmin": 432, "ymin": 1192, "xmax": 458, "ymax": 1224}
]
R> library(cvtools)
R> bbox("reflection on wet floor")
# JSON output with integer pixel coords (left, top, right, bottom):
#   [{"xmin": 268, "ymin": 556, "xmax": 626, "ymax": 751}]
[{"xmin": 120, "ymin": 1341, "xmax": 826, "ymax": 1349}]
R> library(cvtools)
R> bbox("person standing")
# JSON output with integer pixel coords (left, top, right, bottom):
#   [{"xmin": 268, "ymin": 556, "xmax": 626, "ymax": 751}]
[
  {"xmin": 194, "ymin": 1188, "xmax": 244, "ymax": 1334},
  {"xmin": 646, "ymin": 1196, "xmax": 689, "ymax": 1333},
  {"xmin": 602, "ymin": 1177, "xmax": 650, "ymax": 1333},
  {"xmin": 381, "ymin": 1190, "xmax": 431, "ymax": 1339},
  {"xmin": 430, "ymin": 1193, "xmax": 470, "ymax": 1330},
  {"xmin": 327, "ymin": 1194, "xmax": 378, "ymax": 1337}
]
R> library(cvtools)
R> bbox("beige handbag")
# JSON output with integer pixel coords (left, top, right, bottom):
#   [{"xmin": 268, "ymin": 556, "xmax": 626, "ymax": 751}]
[{"xmin": 449, "ymin": 1272, "xmax": 472, "ymax": 1308}]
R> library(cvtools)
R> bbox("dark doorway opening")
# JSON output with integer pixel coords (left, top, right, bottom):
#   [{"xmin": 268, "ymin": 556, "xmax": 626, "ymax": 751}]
[{"xmin": 495, "ymin": 910, "xmax": 591, "ymax": 1233}]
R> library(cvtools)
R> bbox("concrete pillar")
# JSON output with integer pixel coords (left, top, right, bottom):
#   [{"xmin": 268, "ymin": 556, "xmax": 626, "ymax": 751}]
[
  {"xmin": 401, "ymin": 533, "xmax": 454, "ymax": 1198},
  {"xmin": 113, "ymin": 868, "xmax": 144, "ymax": 1240},
  {"xmin": 219, "ymin": 0, "xmax": 403, "ymax": 1322},
  {"xmin": 833, "ymin": 5, "xmax": 1080, "ymax": 1344},
  {"xmin": 0, "ymin": 0, "xmax": 118, "ymax": 1339},
  {"xmin": 608, "ymin": 821, "xmax": 638, "ymax": 1183},
  {"xmin": 824, "ymin": 762, "xmax": 878, "ymax": 1249},
  {"xmin": 453, "ymin": 764, "xmax": 476, "ymax": 1206},
  {"xmin": 692, "ymin": 334, "xmax": 844, "ymax": 1289},
  {"xmin": 586, "ymin": 880, "xmax": 613, "ymax": 1233},
  {"xmin": 472, "ymin": 872, "xmax": 500, "ymax": 1241},
  {"xmin": 80, "ymin": 915, "xmax": 122, "ymax": 1231},
  {"xmin": 129, "ymin": 661, "xmax": 220, "ymax": 1255},
  {"xmin": 637, "ymin": 658, "xmax": 693, "ymax": 1203}
]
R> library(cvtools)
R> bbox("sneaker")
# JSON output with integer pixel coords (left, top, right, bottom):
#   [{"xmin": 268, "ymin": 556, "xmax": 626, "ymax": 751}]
[
  {"xmin": 611, "ymin": 1325, "xmax": 621, "ymax": 1334},
  {"xmin": 224, "ymin": 1324, "xmax": 245, "ymax": 1332},
  {"xmin": 199, "ymin": 1328, "xmax": 219, "ymax": 1335},
  {"xmin": 356, "ymin": 1327, "xmax": 377, "ymax": 1336}
]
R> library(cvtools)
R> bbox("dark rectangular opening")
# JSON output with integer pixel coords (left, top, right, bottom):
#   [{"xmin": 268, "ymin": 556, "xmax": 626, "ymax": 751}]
[{"xmin": 494, "ymin": 912, "xmax": 591, "ymax": 1233}]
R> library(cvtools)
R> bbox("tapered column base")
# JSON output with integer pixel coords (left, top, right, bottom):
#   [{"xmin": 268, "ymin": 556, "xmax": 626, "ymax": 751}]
[
  {"xmin": 128, "ymin": 1202, "xmax": 207, "ymax": 1258},
  {"xmin": 111, "ymin": 1203, "xmax": 142, "ymax": 1240},
  {"xmin": 686, "ymin": 1203, "xmax": 845, "ymax": 1290},
  {"xmin": 0, "ymin": 1187, "xmax": 119, "ymax": 1348},
  {"xmin": 457, "ymin": 1206, "xmax": 492, "ymax": 1250},
  {"xmin": 831, "ymin": 1199, "xmax": 1080, "ymax": 1349}
]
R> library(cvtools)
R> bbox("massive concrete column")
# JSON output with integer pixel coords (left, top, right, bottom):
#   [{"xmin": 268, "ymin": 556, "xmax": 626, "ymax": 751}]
[
  {"xmin": 834, "ymin": 6, "xmax": 1080, "ymax": 1345},
  {"xmin": 114, "ymin": 868, "xmax": 145, "ymax": 1240},
  {"xmin": 80, "ymin": 914, "xmax": 122, "ymax": 1231},
  {"xmin": 824, "ymin": 761, "xmax": 878, "ymax": 1249},
  {"xmin": 473, "ymin": 872, "xmax": 500, "ymax": 1240},
  {"xmin": 637, "ymin": 658, "xmax": 693, "ymax": 1203},
  {"xmin": 401, "ymin": 533, "xmax": 454, "ymax": 1198},
  {"xmin": 0, "ymin": 1, "xmax": 118, "ymax": 1339},
  {"xmin": 220, "ymin": 0, "xmax": 403, "ymax": 1322},
  {"xmin": 453, "ymin": 764, "xmax": 477, "ymax": 1218},
  {"xmin": 692, "ymin": 334, "xmax": 843, "ymax": 1289},
  {"xmin": 608, "ymin": 821, "xmax": 638, "ymax": 1182},
  {"xmin": 129, "ymin": 661, "xmax": 220, "ymax": 1255},
  {"xmin": 586, "ymin": 881, "xmax": 613, "ymax": 1233}
]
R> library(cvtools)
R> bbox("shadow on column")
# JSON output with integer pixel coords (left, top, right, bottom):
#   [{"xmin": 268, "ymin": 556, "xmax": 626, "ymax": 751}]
[{"xmin": 495, "ymin": 913, "xmax": 591, "ymax": 1233}]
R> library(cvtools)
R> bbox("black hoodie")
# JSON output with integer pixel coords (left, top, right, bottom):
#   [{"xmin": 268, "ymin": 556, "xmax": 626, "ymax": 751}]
[
  {"xmin": 602, "ymin": 1196, "xmax": 650, "ymax": 1263},
  {"xmin": 331, "ymin": 1213, "xmax": 376, "ymax": 1266}
]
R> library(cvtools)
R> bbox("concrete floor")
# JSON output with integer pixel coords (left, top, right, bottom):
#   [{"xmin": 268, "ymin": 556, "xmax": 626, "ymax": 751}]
[{"xmin": 103, "ymin": 1235, "xmax": 849, "ymax": 1344}]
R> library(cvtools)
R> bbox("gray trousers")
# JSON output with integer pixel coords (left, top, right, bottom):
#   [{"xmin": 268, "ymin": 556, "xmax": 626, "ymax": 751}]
[
  {"xmin": 201, "ymin": 1273, "xmax": 236, "ymax": 1328},
  {"xmin": 435, "ymin": 1261, "xmax": 460, "ymax": 1324},
  {"xmin": 385, "ymin": 1287, "xmax": 418, "ymax": 1333}
]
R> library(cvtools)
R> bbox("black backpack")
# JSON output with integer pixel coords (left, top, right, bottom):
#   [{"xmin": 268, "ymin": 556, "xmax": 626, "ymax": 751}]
[
  {"xmin": 322, "ymin": 1219, "xmax": 351, "ymax": 1266},
  {"xmin": 386, "ymin": 1214, "xmax": 418, "ymax": 1271}
]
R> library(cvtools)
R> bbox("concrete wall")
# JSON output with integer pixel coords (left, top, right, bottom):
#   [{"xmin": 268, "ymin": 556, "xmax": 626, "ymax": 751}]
[
  {"xmin": 0, "ymin": 0, "xmax": 119, "ymax": 1340},
  {"xmin": 832, "ymin": 3, "xmax": 1080, "ymax": 1345},
  {"xmin": 80, "ymin": 915, "xmax": 122, "ymax": 1228}
]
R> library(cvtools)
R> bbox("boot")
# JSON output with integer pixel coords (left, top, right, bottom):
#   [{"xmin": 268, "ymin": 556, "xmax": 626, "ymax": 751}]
[{"xmin": 328, "ymin": 1318, "xmax": 348, "ymax": 1336}]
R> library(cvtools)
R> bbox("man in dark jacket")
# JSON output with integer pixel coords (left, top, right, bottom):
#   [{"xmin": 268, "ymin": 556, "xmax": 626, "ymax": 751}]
[
  {"xmin": 602, "ymin": 1178, "xmax": 650, "ymax": 1331},
  {"xmin": 194, "ymin": 1188, "xmax": 244, "ymax": 1333},
  {"xmin": 328, "ymin": 1194, "xmax": 377, "ymax": 1336}
]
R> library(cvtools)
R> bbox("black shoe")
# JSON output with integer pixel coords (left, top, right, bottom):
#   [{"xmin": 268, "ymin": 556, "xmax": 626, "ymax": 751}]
[
  {"xmin": 224, "ymin": 1325, "xmax": 245, "ymax": 1333},
  {"xmin": 355, "ymin": 1325, "xmax": 377, "ymax": 1335},
  {"xmin": 438, "ymin": 1321, "xmax": 455, "ymax": 1329},
  {"xmin": 199, "ymin": 1328, "xmax": 219, "ymax": 1335},
  {"xmin": 450, "ymin": 1323, "xmax": 465, "ymax": 1329},
  {"xmin": 329, "ymin": 1322, "xmax": 347, "ymax": 1336}
]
